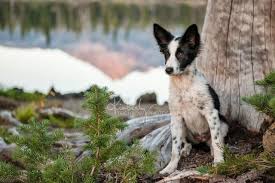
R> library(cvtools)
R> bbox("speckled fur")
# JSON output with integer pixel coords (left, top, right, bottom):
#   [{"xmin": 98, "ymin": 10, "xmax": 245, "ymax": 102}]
[{"xmin": 153, "ymin": 23, "xmax": 229, "ymax": 174}]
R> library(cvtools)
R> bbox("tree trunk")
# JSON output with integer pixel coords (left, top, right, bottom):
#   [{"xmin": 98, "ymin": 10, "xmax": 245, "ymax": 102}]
[
  {"xmin": 197, "ymin": 0, "xmax": 275, "ymax": 131},
  {"xmin": 263, "ymin": 122, "xmax": 275, "ymax": 152}
]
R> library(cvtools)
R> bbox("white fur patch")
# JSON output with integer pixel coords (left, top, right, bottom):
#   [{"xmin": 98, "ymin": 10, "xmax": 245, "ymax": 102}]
[{"xmin": 166, "ymin": 39, "xmax": 181, "ymax": 74}]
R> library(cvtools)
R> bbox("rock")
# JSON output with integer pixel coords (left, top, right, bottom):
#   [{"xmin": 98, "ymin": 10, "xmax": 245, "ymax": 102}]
[
  {"xmin": 8, "ymin": 127, "xmax": 19, "ymax": 136},
  {"xmin": 0, "ymin": 96, "xmax": 19, "ymax": 110},
  {"xmin": 0, "ymin": 137, "xmax": 16, "ymax": 163},
  {"xmin": 76, "ymin": 150, "xmax": 92, "ymax": 162},
  {"xmin": 54, "ymin": 131, "xmax": 88, "ymax": 158},
  {"xmin": 62, "ymin": 92, "xmax": 84, "ymax": 99},
  {"xmin": 136, "ymin": 93, "xmax": 157, "ymax": 104},
  {"xmin": 0, "ymin": 110, "xmax": 21, "ymax": 126},
  {"xmin": 55, "ymin": 131, "xmax": 88, "ymax": 147},
  {"xmin": 39, "ymin": 107, "xmax": 88, "ymax": 119},
  {"xmin": 109, "ymin": 95, "xmax": 125, "ymax": 104},
  {"xmin": 117, "ymin": 115, "xmax": 130, "ymax": 122},
  {"xmin": 47, "ymin": 87, "xmax": 62, "ymax": 98},
  {"xmin": 64, "ymin": 131, "xmax": 86, "ymax": 139},
  {"xmin": 263, "ymin": 122, "xmax": 275, "ymax": 152},
  {"xmin": 0, "ymin": 137, "xmax": 8, "ymax": 152},
  {"xmin": 71, "ymin": 147, "xmax": 83, "ymax": 157},
  {"xmin": 47, "ymin": 87, "xmax": 84, "ymax": 99}
]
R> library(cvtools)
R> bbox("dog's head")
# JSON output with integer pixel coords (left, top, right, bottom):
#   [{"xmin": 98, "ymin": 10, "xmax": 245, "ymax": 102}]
[{"xmin": 153, "ymin": 24, "xmax": 200, "ymax": 75}]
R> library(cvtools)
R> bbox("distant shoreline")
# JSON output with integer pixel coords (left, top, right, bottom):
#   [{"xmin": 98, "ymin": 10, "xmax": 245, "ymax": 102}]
[{"xmin": 4, "ymin": 0, "xmax": 207, "ymax": 6}]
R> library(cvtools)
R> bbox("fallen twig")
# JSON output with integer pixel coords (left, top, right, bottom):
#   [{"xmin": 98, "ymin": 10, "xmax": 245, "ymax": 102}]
[{"xmin": 157, "ymin": 169, "xmax": 209, "ymax": 183}]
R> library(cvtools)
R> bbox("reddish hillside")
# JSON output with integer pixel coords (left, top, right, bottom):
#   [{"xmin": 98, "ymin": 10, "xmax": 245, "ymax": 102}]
[{"xmin": 70, "ymin": 43, "xmax": 144, "ymax": 79}]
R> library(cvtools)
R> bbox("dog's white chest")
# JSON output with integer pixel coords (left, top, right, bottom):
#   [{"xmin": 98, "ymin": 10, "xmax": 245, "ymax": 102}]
[
  {"xmin": 180, "ymin": 99, "xmax": 209, "ymax": 135},
  {"xmin": 169, "ymin": 82, "xmax": 210, "ymax": 138}
]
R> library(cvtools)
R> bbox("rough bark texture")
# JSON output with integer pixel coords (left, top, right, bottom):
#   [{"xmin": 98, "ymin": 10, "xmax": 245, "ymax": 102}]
[
  {"xmin": 197, "ymin": 0, "xmax": 275, "ymax": 131},
  {"xmin": 263, "ymin": 122, "xmax": 275, "ymax": 152}
]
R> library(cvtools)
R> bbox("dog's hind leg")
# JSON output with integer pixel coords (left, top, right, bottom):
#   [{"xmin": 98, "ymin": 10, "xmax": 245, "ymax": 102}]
[{"xmin": 160, "ymin": 116, "xmax": 191, "ymax": 175}]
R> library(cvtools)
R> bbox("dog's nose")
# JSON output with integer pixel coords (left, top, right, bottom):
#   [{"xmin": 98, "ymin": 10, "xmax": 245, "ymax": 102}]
[{"xmin": 165, "ymin": 67, "xmax": 173, "ymax": 74}]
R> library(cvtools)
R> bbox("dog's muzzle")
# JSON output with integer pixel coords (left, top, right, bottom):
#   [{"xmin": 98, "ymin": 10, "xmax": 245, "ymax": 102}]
[{"xmin": 165, "ymin": 67, "xmax": 173, "ymax": 74}]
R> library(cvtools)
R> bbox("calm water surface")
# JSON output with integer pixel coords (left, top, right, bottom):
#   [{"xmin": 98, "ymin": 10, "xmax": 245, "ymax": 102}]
[{"xmin": 0, "ymin": 1, "xmax": 206, "ymax": 104}]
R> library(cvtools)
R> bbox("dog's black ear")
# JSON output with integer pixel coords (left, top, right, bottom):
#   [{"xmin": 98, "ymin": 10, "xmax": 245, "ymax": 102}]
[
  {"xmin": 153, "ymin": 23, "xmax": 174, "ymax": 47},
  {"xmin": 181, "ymin": 24, "xmax": 200, "ymax": 47}
]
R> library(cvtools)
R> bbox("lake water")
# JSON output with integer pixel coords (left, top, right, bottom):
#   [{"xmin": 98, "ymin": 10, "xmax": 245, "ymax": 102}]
[{"xmin": 0, "ymin": 1, "xmax": 206, "ymax": 104}]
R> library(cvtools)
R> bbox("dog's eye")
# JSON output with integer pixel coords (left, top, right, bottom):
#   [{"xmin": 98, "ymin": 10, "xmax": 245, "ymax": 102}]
[{"xmin": 160, "ymin": 48, "xmax": 170, "ymax": 59}]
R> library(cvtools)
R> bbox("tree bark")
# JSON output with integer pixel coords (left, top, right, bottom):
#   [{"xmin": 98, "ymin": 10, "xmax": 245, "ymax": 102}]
[
  {"xmin": 197, "ymin": 0, "xmax": 275, "ymax": 131},
  {"xmin": 263, "ymin": 122, "xmax": 275, "ymax": 152}
]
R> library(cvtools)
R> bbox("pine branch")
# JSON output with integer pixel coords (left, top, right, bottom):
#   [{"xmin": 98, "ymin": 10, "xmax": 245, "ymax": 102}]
[{"xmin": 0, "ymin": 85, "xmax": 156, "ymax": 183}]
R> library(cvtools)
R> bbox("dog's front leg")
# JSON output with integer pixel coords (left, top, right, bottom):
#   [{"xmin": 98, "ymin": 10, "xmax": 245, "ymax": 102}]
[
  {"xmin": 203, "ymin": 109, "xmax": 225, "ymax": 164},
  {"xmin": 160, "ymin": 115, "xmax": 191, "ymax": 175}
]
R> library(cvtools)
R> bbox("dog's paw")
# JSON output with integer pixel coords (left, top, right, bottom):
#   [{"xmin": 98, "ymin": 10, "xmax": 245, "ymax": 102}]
[
  {"xmin": 159, "ymin": 163, "xmax": 177, "ymax": 175},
  {"xmin": 181, "ymin": 143, "xmax": 192, "ymax": 157}
]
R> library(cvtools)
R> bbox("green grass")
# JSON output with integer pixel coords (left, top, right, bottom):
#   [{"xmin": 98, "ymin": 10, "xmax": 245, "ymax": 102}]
[
  {"xmin": 209, "ymin": 150, "xmax": 257, "ymax": 176},
  {"xmin": 104, "ymin": 143, "xmax": 156, "ymax": 183},
  {"xmin": 196, "ymin": 148, "xmax": 275, "ymax": 177},
  {"xmin": 0, "ymin": 88, "xmax": 44, "ymax": 101},
  {"xmin": 0, "ymin": 127, "xmax": 14, "ymax": 144},
  {"xmin": 15, "ymin": 103, "xmax": 38, "ymax": 123},
  {"xmin": 0, "ymin": 161, "xmax": 20, "ymax": 183},
  {"xmin": 196, "ymin": 165, "xmax": 209, "ymax": 175},
  {"xmin": 47, "ymin": 115, "xmax": 75, "ymax": 128},
  {"xmin": 14, "ymin": 103, "xmax": 75, "ymax": 128}
]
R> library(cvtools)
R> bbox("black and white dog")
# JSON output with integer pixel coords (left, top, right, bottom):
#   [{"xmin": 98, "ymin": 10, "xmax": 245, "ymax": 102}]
[{"xmin": 153, "ymin": 24, "xmax": 228, "ymax": 174}]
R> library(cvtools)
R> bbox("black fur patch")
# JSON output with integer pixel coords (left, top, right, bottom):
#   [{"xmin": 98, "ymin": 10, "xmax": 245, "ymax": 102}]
[
  {"xmin": 207, "ymin": 85, "xmax": 229, "ymax": 123},
  {"xmin": 177, "ymin": 25, "xmax": 200, "ymax": 71},
  {"xmin": 207, "ymin": 84, "xmax": 220, "ymax": 111},
  {"xmin": 153, "ymin": 23, "xmax": 174, "ymax": 46},
  {"xmin": 153, "ymin": 23, "xmax": 173, "ymax": 63},
  {"xmin": 219, "ymin": 113, "xmax": 227, "ymax": 123}
]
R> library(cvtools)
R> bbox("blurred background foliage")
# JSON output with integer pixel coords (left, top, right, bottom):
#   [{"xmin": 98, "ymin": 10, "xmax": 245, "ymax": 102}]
[{"xmin": 0, "ymin": 1, "xmax": 205, "ymax": 44}]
